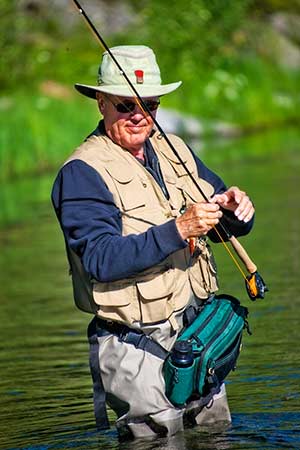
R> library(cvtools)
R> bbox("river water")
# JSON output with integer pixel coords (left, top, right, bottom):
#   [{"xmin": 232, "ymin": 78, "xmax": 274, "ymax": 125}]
[{"xmin": 0, "ymin": 128, "xmax": 299, "ymax": 449}]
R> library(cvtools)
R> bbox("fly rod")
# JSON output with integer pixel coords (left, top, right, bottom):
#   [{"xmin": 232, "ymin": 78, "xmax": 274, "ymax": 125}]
[{"xmin": 71, "ymin": 0, "xmax": 268, "ymax": 300}]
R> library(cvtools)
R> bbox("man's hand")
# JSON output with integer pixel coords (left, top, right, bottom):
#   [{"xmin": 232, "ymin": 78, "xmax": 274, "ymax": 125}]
[
  {"xmin": 211, "ymin": 186, "xmax": 254, "ymax": 223},
  {"xmin": 175, "ymin": 202, "xmax": 223, "ymax": 240}
]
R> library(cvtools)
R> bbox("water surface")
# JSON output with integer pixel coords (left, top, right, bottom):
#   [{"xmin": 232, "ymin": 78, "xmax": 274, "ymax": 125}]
[{"xmin": 0, "ymin": 128, "xmax": 299, "ymax": 449}]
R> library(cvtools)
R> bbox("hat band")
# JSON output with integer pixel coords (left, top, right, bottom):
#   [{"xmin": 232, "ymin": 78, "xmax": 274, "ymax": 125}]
[{"xmin": 98, "ymin": 70, "xmax": 162, "ymax": 87}]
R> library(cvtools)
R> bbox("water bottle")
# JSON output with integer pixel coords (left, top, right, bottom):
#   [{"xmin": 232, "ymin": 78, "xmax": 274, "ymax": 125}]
[
  {"xmin": 170, "ymin": 340, "xmax": 194, "ymax": 368},
  {"xmin": 164, "ymin": 340, "xmax": 195, "ymax": 406}
]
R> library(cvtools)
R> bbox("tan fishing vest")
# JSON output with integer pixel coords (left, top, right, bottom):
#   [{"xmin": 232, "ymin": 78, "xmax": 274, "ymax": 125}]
[{"xmin": 65, "ymin": 130, "xmax": 219, "ymax": 326}]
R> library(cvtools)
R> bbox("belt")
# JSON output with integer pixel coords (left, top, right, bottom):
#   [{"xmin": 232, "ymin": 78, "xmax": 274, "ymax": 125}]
[{"xmin": 96, "ymin": 317, "xmax": 169, "ymax": 360}]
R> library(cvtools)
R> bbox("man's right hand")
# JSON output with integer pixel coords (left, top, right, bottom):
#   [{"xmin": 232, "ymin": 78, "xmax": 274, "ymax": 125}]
[{"xmin": 175, "ymin": 202, "xmax": 223, "ymax": 240}]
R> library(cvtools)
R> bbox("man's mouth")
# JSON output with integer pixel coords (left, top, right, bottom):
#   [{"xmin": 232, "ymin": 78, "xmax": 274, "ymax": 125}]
[{"xmin": 127, "ymin": 124, "xmax": 145, "ymax": 133}]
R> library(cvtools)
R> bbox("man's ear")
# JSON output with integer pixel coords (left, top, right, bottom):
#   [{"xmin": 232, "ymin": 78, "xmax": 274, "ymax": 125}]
[{"xmin": 96, "ymin": 93, "xmax": 105, "ymax": 113}]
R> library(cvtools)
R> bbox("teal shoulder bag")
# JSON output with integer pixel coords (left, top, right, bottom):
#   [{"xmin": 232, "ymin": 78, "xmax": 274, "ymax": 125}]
[{"xmin": 164, "ymin": 294, "xmax": 250, "ymax": 408}]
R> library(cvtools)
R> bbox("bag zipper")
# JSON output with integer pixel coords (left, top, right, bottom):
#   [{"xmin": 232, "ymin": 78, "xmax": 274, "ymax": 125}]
[
  {"xmin": 195, "ymin": 308, "xmax": 239, "ymax": 389},
  {"xmin": 192, "ymin": 300, "xmax": 222, "ymax": 338},
  {"xmin": 213, "ymin": 333, "xmax": 242, "ymax": 371},
  {"xmin": 180, "ymin": 298, "xmax": 221, "ymax": 345}
]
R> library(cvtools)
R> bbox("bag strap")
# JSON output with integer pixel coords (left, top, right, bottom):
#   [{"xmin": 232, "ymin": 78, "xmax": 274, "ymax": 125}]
[
  {"xmin": 96, "ymin": 317, "xmax": 169, "ymax": 360},
  {"xmin": 184, "ymin": 378, "xmax": 222, "ymax": 423}
]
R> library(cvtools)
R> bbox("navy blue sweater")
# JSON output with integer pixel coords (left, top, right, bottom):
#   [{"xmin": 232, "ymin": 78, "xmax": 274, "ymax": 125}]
[{"xmin": 52, "ymin": 123, "xmax": 253, "ymax": 282}]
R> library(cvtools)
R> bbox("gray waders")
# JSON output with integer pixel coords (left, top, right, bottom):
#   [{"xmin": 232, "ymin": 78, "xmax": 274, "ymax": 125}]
[{"xmin": 87, "ymin": 307, "xmax": 231, "ymax": 439}]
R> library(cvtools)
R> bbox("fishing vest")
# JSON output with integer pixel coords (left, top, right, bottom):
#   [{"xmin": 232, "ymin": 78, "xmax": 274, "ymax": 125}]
[{"xmin": 64, "ymin": 131, "xmax": 219, "ymax": 327}]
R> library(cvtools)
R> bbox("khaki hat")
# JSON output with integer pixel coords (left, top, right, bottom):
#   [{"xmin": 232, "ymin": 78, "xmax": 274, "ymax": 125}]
[{"xmin": 75, "ymin": 45, "xmax": 182, "ymax": 99}]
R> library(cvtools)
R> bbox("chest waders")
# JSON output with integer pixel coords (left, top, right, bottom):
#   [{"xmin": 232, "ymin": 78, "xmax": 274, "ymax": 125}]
[{"xmin": 90, "ymin": 294, "xmax": 249, "ymax": 429}]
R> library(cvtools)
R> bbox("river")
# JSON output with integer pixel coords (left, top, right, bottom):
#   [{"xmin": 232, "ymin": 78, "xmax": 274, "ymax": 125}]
[{"xmin": 0, "ymin": 128, "xmax": 299, "ymax": 449}]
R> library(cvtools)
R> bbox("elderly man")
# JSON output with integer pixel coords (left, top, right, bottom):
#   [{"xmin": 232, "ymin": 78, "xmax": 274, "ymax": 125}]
[{"xmin": 52, "ymin": 45, "xmax": 254, "ymax": 439}]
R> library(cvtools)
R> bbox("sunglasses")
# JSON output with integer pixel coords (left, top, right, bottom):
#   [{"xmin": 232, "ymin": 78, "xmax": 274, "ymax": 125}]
[{"xmin": 109, "ymin": 98, "xmax": 160, "ymax": 114}]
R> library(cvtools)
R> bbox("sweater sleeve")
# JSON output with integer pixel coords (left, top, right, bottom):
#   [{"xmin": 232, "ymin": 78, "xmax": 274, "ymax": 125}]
[
  {"xmin": 51, "ymin": 159, "xmax": 186, "ymax": 282},
  {"xmin": 190, "ymin": 150, "xmax": 254, "ymax": 241}
]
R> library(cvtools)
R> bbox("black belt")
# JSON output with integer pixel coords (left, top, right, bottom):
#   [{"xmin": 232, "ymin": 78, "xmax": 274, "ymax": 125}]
[{"xmin": 96, "ymin": 317, "xmax": 169, "ymax": 360}]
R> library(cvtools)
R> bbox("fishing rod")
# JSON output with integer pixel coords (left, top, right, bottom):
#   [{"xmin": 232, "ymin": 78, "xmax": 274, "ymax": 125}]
[{"xmin": 71, "ymin": 0, "xmax": 268, "ymax": 301}]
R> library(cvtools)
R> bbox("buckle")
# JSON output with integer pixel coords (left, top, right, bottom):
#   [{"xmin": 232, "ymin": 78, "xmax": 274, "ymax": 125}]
[
  {"xmin": 119, "ymin": 327, "xmax": 130, "ymax": 342},
  {"xmin": 136, "ymin": 333, "xmax": 149, "ymax": 350}
]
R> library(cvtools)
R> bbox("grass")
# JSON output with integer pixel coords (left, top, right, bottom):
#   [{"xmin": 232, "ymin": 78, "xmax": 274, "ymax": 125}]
[
  {"xmin": 0, "ymin": 91, "xmax": 98, "ymax": 182},
  {"xmin": 1, "ymin": 56, "xmax": 299, "ymax": 184}
]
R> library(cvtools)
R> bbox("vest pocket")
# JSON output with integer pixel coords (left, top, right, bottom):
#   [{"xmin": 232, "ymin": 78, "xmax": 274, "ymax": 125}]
[
  {"xmin": 136, "ymin": 268, "xmax": 176, "ymax": 323},
  {"xmin": 105, "ymin": 164, "xmax": 146, "ymax": 211},
  {"xmin": 93, "ymin": 281, "xmax": 135, "ymax": 323}
]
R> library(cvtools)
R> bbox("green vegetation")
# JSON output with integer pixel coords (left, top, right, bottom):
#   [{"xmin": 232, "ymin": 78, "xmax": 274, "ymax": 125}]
[
  {"xmin": 0, "ymin": 92, "xmax": 97, "ymax": 181},
  {"xmin": 120, "ymin": 0, "xmax": 300, "ymax": 123},
  {"xmin": 1, "ymin": 0, "xmax": 300, "ymax": 182}
]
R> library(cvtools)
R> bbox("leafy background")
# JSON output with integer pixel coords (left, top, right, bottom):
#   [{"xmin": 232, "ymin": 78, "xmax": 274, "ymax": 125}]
[{"xmin": 1, "ymin": 0, "xmax": 300, "ymax": 182}]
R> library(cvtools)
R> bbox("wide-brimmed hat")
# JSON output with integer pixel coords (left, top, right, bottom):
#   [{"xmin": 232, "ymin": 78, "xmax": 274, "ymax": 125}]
[{"xmin": 75, "ymin": 45, "xmax": 182, "ymax": 99}]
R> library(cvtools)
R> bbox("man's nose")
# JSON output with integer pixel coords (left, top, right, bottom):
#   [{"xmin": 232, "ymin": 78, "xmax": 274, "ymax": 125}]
[{"xmin": 130, "ymin": 103, "xmax": 150, "ymax": 116}]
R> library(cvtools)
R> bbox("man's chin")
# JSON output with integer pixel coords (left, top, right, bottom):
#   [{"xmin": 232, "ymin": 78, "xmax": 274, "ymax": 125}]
[{"xmin": 125, "ymin": 131, "xmax": 149, "ymax": 144}]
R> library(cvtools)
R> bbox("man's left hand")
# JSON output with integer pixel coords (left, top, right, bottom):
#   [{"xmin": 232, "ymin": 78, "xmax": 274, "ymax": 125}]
[{"xmin": 211, "ymin": 186, "xmax": 254, "ymax": 223}]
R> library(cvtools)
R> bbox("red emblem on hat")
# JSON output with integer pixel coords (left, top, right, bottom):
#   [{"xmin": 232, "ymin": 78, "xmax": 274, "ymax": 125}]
[{"xmin": 135, "ymin": 70, "xmax": 144, "ymax": 84}]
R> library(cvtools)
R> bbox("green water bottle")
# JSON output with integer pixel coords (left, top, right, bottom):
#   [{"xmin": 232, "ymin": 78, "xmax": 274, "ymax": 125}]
[{"xmin": 164, "ymin": 340, "xmax": 195, "ymax": 406}]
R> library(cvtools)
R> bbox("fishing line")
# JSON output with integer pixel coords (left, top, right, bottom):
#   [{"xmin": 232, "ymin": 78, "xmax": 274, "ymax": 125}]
[{"xmin": 71, "ymin": 0, "xmax": 268, "ymax": 299}]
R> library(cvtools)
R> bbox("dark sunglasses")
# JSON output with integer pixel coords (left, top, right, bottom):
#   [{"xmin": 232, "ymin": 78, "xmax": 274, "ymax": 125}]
[{"xmin": 110, "ymin": 98, "xmax": 160, "ymax": 114}]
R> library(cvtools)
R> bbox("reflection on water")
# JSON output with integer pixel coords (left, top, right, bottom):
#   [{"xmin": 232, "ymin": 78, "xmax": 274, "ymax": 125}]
[{"xmin": 0, "ymin": 128, "xmax": 300, "ymax": 449}]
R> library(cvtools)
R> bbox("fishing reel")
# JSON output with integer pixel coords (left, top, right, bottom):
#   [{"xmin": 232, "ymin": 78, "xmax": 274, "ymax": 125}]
[{"xmin": 245, "ymin": 271, "xmax": 268, "ymax": 301}]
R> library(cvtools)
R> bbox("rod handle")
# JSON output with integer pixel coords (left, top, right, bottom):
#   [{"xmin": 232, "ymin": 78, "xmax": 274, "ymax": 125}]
[{"xmin": 229, "ymin": 236, "xmax": 257, "ymax": 274}]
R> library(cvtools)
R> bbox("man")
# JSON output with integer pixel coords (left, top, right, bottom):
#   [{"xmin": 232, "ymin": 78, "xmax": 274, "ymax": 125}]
[{"xmin": 52, "ymin": 45, "xmax": 254, "ymax": 439}]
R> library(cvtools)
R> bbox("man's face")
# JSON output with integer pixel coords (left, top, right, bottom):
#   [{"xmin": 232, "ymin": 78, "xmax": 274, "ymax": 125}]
[{"xmin": 96, "ymin": 94, "xmax": 159, "ymax": 154}]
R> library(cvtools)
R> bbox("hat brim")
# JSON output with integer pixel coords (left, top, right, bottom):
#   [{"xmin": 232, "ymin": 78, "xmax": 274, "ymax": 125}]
[{"xmin": 74, "ymin": 81, "xmax": 182, "ymax": 99}]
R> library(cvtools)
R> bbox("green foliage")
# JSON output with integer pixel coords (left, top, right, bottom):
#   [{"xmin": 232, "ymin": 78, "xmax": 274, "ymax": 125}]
[
  {"xmin": 123, "ymin": 0, "xmax": 252, "ymax": 79},
  {"xmin": 252, "ymin": 0, "xmax": 300, "ymax": 14},
  {"xmin": 117, "ymin": 0, "xmax": 300, "ymax": 123},
  {"xmin": 169, "ymin": 55, "xmax": 300, "ymax": 124},
  {"xmin": 0, "ymin": 0, "xmax": 100, "ymax": 90},
  {"xmin": 0, "ymin": 92, "xmax": 98, "ymax": 182},
  {"xmin": 0, "ymin": 0, "xmax": 300, "ymax": 183}
]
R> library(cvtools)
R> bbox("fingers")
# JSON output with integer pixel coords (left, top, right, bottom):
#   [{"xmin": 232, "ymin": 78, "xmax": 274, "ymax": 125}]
[
  {"xmin": 232, "ymin": 189, "xmax": 255, "ymax": 222},
  {"xmin": 176, "ymin": 183, "xmax": 255, "ymax": 241},
  {"xmin": 175, "ymin": 202, "xmax": 223, "ymax": 240},
  {"xmin": 212, "ymin": 186, "xmax": 255, "ymax": 223},
  {"xmin": 235, "ymin": 197, "xmax": 255, "ymax": 222},
  {"xmin": 188, "ymin": 203, "xmax": 223, "ymax": 223},
  {"xmin": 212, "ymin": 187, "xmax": 244, "ymax": 208},
  {"xmin": 229, "ymin": 186, "xmax": 245, "ymax": 204},
  {"xmin": 211, "ymin": 192, "xmax": 229, "ymax": 205}
]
